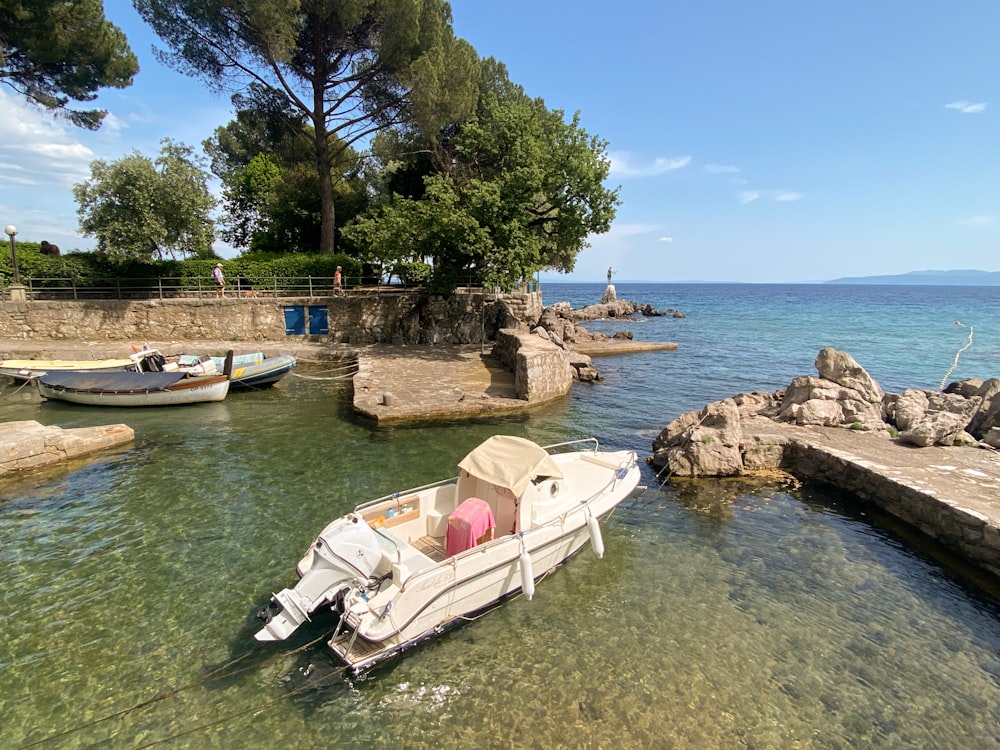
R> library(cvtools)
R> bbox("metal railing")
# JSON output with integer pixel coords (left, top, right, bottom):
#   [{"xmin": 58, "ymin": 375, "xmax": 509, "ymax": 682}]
[{"xmin": 5, "ymin": 276, "xmax": 425, "ymax": 301}]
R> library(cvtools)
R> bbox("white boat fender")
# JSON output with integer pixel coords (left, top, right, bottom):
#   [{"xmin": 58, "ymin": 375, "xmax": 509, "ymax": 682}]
[
  {"xmin": 519, "ymin": 537, "xmax": 535, "ymax": 601},
  {"xmin": 587, "ymin": 512, "xmax": 605, "ymax": 559}
]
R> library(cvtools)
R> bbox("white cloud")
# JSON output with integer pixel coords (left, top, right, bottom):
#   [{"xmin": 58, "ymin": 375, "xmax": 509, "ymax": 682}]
[
  {"xmin": 738, "ymin": 191, "xmax": 759, "ymax": 205},
  {"xmin": 658, "ymin": 236, "xmax": 674, "ymax": 242},
  {"xmin": 775, "ymin": 192, "xmax": 803, "ymax": 202},
  {"xmin": 946, "ymin": 100, "xmax": 987, "ymax": 114},
  {"xmin": 705, "ymin": 163, "xmax": 740, "ymax": 174},
  {"xmin": 0, "ymin": 91, "xmax": 96, "ymax": 188},
  {"xmin": 961, "ymin": 215, "xmax": 992, "ymax": 227},
  {"xmin": 608, "ymin": 152, "xmax": 691, "ymax": 178}
]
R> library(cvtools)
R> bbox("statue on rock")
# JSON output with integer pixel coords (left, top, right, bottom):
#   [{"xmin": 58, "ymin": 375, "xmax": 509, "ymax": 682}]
[{"xmin": 602, "ymin": 266, "xmax": 617, "ymax": 304}]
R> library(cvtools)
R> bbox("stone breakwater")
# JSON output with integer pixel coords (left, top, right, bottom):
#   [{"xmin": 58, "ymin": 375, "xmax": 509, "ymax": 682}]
[
  {"xmin": 0, "ymin": 420, "xmax": 135, "ymax": 477},
  {"xmin": 649, "ymin": 347, "xmax": 1000, "ymax": 579}
]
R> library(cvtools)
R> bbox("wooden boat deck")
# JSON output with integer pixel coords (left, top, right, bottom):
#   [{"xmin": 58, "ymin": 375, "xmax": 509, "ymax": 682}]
[{"xmin": 412, "ymin": 535, "xmax": 446, "ymax": 562}]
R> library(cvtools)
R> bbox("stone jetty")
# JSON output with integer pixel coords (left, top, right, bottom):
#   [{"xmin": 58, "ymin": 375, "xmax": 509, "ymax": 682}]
[
  {"xmin": 650, "ymin": 348, "xmax": 1000, "ymax": 579},
  {"xmin": 0, "ymin": 420, "xmax": 134, "ymax": 477}
]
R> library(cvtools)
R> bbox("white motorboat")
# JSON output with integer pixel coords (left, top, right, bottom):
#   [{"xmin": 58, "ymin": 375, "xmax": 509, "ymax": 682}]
[{"xmin": 254, "ymin": 435, "xmax": 641, "ymax": 674}]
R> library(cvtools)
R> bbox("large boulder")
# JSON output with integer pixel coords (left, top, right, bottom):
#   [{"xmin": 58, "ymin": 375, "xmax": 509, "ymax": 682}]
[
  {"xmin": 650, "ymin": 398, "xmax": 744, "ymax": 477},
  {"xmin": 777, "ymin": 375, "xmax": 885, "ymax": 430},
  {"xmin": 968, "ymin": 379, "xmax": 1000, "ymax": 439},
  {"xmin": 893, "ymin": 389, "xmax": 981, "ymax": 447},
  {"xmin": 814, "ymin": 347, "xmax": 884, "ymax": 403}
]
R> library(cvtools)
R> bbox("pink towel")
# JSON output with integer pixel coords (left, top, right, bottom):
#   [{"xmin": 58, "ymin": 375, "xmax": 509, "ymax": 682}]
[{"xmin": 446, "ymin": 498, "xmax": 496, "ymax": 557}]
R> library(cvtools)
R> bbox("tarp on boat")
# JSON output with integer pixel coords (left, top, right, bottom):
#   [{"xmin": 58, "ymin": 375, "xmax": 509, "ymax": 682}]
[
  {"xmin": 457, "ymin": 435, "xmax": 564, "ymax": 497},
  {"xmin": 38, "ymin": 370, "xmax": 186, "ymax": 393}
]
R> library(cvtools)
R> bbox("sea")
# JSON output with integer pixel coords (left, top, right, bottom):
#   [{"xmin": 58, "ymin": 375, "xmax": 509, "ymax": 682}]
[{"xmin": 4, "ymin": 282, "xmax": 1000, "ymax": 749}]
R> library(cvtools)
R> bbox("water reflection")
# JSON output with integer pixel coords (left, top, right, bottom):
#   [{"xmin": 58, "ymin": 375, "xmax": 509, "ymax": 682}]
[{"xmin": 3, "ymin": 369, "xmax": 1000, "ymax": 748}]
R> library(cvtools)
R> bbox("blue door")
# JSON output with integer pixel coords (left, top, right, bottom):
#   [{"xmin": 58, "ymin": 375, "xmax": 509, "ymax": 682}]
[
  {"xmin": 308, "ymin": 305, "xmax": 329, "ymax": 335},
  {"xmin": 283, "ymin": 305, "xmax": 305, "ymax": 335}
]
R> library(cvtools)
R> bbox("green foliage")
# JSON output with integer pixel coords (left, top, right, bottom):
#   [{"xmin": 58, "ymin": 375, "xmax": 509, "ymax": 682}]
[
  {"xmin": 0, "ymin": 246, "xmax": 363, "ymax": 290},
  {"xmin": 135, "ymin": 0, "xmax": 475, "ymax": 255},
  {"xmin": 392, "ymin": 261, "xmax": 432, "ymax": 286},
  {"xmin": 73, "ymin": 139, "xmax": 216, "ymax": 261},
  {"xmin": 0, "ymin": 0, "xmax": 138, "ymax": 129},
  {"xmin": 345, "ymin": 59, "xmax": 619, "ymax": 291}
]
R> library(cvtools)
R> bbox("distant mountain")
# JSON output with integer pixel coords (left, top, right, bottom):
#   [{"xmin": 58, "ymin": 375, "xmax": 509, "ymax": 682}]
[{"xmin": 825, "ymin": 270, "xmax": 1000, "ymax": 286}]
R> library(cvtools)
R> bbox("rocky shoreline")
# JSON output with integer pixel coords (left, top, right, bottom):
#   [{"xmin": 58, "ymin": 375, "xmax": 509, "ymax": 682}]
[
  {"xmin": 650, "ymin": 347, "xmax": 1000, "ymax": 478},
  {"xmin": 648, "ymin": 347, "xmax": 1000, "ymax": 580}
]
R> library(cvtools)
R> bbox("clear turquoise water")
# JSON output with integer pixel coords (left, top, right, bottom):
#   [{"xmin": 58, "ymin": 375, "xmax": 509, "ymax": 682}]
[{"xmin": 4, "ymin": 283, "xmax": 1000, "ymax": 748}]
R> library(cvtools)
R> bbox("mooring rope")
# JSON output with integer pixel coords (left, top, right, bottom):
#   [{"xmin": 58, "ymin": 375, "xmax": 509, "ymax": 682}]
[
  {"xmin": 17, "ymin": 628, "xmax": 341, "ymax": 750},
  {"xmin": 939, "ymin": 321, "xmax": 974, "ymax": 391},
  {"xmin": 0, "ymin": 378, "xmax": 38, "ymax": 400},
  {"xmin": 290, "ymin": 370, "xmax": 358, "ymax": 381}
]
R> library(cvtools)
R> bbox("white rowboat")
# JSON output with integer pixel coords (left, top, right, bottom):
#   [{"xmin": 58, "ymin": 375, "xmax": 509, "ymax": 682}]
[{"xmin": 37, "ymin": 370, "xmax": 230, "ymax": 406}]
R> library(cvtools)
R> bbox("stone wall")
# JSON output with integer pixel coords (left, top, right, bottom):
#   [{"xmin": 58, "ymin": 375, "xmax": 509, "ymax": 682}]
[
  {"xmin": 0, "ymin": 290, "xmax": 544, "ymax": 346},
  {"xmin": 782, "ymin": 441, "xmax": 1000, "ymax": 578},
  {"xmin": 492, "ymin": 328, "xmax": 574, "ymax": 402}
]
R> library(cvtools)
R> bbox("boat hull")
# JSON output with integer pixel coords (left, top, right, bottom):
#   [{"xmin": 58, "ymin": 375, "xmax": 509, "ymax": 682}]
[
  {"xmin": 226, "ymin": 354, "xmax": 296, "ymax": 389},
  {"xmin": 37, "ymin": 372, "xmax": 230, "ymax": 406}
]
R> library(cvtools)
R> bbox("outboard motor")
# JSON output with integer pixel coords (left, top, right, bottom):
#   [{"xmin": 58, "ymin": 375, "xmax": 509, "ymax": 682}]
[{"xmin": 254, "ymin": 514, "xmax": 383, "ymax": 642}]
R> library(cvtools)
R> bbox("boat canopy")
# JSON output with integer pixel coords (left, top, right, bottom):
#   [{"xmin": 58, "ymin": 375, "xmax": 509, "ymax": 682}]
[{"xmin": 457, "ymin": 435, "xmax": 564, "ymax": 497}]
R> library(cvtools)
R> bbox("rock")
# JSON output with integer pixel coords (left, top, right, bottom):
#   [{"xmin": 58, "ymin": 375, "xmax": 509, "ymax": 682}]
[
  {"xmin": 893, "ymin": 389, "xmax": 982, "ymax": 446},
  {"xmin": 945, "ymin": 378, "xmax": 985, "ymax": 399},
  {"xmin": 984, "ymin": 427, "xmax": 1000, "ymax": 449},
  {"xmin": 778, "ymin": 375, "xmax": 884, "ymax": 430},
  {"xmin": 814, "ymin": 347, "xmax": 884, "ymax": 403},
  {"xmin": 968, "ymin": 379, "xmax": 1000, "ymax": 439},
  {"xmin": 567, "ymin": 351, "xmax": 603, "ymax": 382},
  {"xmin": 650, "ymin": 398, "xmax": 744, "ymax": 477}
]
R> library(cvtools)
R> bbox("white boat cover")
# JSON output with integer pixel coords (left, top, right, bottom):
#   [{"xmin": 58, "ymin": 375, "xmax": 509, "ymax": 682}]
[{"xmin": 457, "ymin": 435, "xmax": 564, "ymax": 497}]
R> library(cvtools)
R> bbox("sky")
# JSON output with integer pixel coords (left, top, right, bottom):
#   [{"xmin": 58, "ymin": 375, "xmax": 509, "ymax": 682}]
[{"xmin": 1, "ymin": 1, "xmax": 998, "ymax": 283}]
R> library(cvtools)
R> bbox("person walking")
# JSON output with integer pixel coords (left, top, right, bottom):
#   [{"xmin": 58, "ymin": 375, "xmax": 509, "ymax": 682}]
[
  {"xmin": 212, "ymin": 263, "xmax": 225, "ymax": 297},
  {"xmin": 333, "ymin": 265, "xmax": 343, "ymax": 295}
]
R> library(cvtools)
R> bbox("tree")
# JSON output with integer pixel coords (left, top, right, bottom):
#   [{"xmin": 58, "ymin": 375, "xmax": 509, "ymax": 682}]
[
  {"xmin": 0, "ymin": 0, "xmax": 138, "ymax": 129},
  {"xmin": 73, "ymin": 139, "xmax": 216, "ymax": 260},
  {"xmin": 134, "ymin": 0, "xmax": 478, "ymax": 254},
  {"xmin": 344, "ymin": 59, "xmax": 619, "ymax": 291},
  {"xmin": 202, "ymin": 85, "xmax": 367, "ymax": 253}
]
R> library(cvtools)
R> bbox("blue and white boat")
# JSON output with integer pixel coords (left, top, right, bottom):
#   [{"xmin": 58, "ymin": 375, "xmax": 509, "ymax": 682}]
[{"xmin": 176, "ymin": 352, "xmax": 297, "ymax": 389}]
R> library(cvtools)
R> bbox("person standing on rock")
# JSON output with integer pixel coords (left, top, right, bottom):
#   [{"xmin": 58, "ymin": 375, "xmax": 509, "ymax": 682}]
[
  {"xmin": 212, "ymin": 263, "xmax": 225, "ymax": 297},
  {"xmin": 607, "ymin": 267, "xmax": 613, "ymax": 285}
]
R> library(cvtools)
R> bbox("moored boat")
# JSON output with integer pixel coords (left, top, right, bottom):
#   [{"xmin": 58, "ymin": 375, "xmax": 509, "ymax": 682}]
[
  {"xmin": 176, "ymin": 352, "xmax": 297, "ymax": 389},
  {"xmin": 0, "ymin": 355, "xmax": 136, "ymax": 382},
  {"xmin": 254, "ymin": 435, "xmax": 641, "ymax": 675},
  {"xmin": 225, "ymin": 354, "xmax": 296, "ymax": 389},
  {"xmin": 36, "ymin": 370, "xmax": 230, "ymax": 406}
]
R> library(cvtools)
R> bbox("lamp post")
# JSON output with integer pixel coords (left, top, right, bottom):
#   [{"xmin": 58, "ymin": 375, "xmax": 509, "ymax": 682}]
[{"xmin": 4, "ymin": 224, "xmax": 25, "ymax": 301}]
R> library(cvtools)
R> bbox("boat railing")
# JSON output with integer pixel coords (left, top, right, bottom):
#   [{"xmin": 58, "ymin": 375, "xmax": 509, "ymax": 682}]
[
  {"xmin": 542, "ymin": 437, "xmax": 600, "ymax": 453},
  {"xmin": 354, "ymin": 478, "xmax": 456, "ymax": 514}
]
